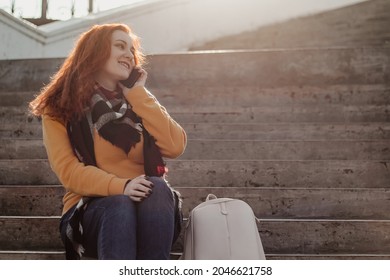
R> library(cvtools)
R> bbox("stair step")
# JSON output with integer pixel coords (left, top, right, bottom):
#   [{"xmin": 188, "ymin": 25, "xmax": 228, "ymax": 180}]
[
  {"xmin": 1, "ymin": 159, "xmax": 388, "ymax": 188},
  {"xmin": 2, "ymin": 104, "xmax": 390, "ymax": 124},
  {"xmin": 0, "ymin": 251, "xmax": 65, "ymax": 260},
  {"xmin": 2, "ymin": 122, "xmax": 390, "ymax": 140},
  {"xmin": 0, "ymin": 122, "xmax": 43, "ymax": 138},
  {"xmin": 0, "ymin": 139, "xmax": 46, "ymax": 159},
  {"xmin": 0, "ymin": 216, "xmax": 62, "ymax": 251},
  {"xmin": 2, "ymin": 48, "xmax": 389, "ymax": 92},
  {"xmin": 189, "ymin": 188, "xmax": 390, "ymax": 220},
  {"xmin": 169, "ymin": 160, "xmax": 390, "ymax": 189},
  {"xmin": 146, "ymin": 48, "xmax": 390, "ymax": 88},
  {"xmin": 182, "ymin": 140, "xmax": 390, "ymax": 160},
  {"xmin": 1, "ymin": 139, "xmax": 389, "ymax": 160},
  {"xmin": 2, "ymin": 84, "xmax": 389, "ymax": 107},
  {"xmin": 1, "ymin": 185, "xmax": 390, "ymax": 219},
  {"xmin": 1, "ymin": 216, "xmax": 389, "ymax": 255},
  {"xmin": 0, "ymin": 250, "xmax": 178, "ymax": 260},
  {"xmin": 152, "ymin": 84, "xmax": 390, "ymax": 107},
  {"xmin": 258, "ymin": 219, "xmax": 390, "ymax": 255},
  {"xmin": 183, "ymin": 122, "xmax": 390, "ymax": 140},
  {"xmin": 265, "ymin": 254, "xmax": 390, "ymax": 260},
  {"xmin": 1, "ymin": 250, "xmax": 390, "ymax": 260},
  {"xmin": 0, "ymin": 185, "xmax": 64, "ymax": 216},
  {"xmin": 169, "ymin": 105, "xmax": 390, "ymax": 123}
]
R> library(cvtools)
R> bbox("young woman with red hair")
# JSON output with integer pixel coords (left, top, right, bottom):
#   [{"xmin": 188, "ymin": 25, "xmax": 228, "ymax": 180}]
[{"xmin": 29, "ymin": 24, "xmax": 186, "ymax": 260}]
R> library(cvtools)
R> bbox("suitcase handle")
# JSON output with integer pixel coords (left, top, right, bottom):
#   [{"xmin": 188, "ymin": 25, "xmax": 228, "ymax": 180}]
[
  {"xmin": 205, "ymin": 194, "xmax": 262, "ymax": 223},
  {"xmin": 205, "ymin": 193, "xmax": 218, "ymax": 201}
]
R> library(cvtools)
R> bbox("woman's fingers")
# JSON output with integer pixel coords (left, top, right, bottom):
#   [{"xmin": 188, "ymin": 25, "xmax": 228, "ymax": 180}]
[
  {"xmin": 138, "ymin": 178, "xmax": 154, "ymax": 188},
  {"xmin": 129, "ymin": 187, "xmax": 152, "ymax": 202},
  {"xmin": 133, "ymin": 69, "xmax": 147, "ymax": 87},
  {"xmin": 125, "ymin": 183, "xmax": 150, "ymax": 196},
  {"xmin": 124, "ymin": 175, "xmax": 153, "ymax": 201},
  {"xmin": 132, "ymin": 175, "xmax": 154, "ymax": 188}
]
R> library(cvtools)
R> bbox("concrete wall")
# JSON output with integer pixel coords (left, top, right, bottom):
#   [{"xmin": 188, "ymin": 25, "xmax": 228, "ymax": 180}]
[{"xmin": 0, "ymin": 0, "xmax": 367, "ymax": 59}]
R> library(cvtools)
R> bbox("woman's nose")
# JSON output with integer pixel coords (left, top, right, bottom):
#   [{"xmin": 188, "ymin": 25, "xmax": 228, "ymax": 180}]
[{"xmin": 125, "ymin": 49, "xmax": 134, "ymax": 59}]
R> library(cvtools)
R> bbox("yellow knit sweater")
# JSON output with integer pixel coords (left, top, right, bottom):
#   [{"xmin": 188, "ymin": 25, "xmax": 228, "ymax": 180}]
[{"xmin": 42, "ymin": 86, "xmax": 187, "ymax": 215}]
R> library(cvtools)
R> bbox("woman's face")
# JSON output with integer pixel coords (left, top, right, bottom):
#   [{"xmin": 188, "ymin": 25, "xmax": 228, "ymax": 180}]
[{"xmin": 95, "ymin": 30, "xmax": 135, "ymax": 90}]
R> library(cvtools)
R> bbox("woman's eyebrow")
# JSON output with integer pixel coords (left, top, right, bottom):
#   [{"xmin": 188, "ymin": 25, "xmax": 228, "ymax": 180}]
[
  {"xmin": 115, "ymin": 39, "xmax": 128, "ymax": 45},
  {"xmin": 115, "ymin": 39, "xmax": 134, "ymax": 49}
]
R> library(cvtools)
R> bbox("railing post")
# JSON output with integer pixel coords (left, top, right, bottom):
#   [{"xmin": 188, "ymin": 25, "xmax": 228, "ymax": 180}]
[
  {"xmin": 41, "ymin": 0, "xmax": 48, "ymax": 20},
  {"xmin": 89, "ymin": 0, "xmax": 93, "ymax": 14}
]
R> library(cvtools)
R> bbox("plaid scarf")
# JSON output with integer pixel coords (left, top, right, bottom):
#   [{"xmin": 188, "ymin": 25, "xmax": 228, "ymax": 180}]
[
  {"xmin": 63, "ymin": 85, "xmax": 170, "ymax": 259},
  {"xmin": 90, "ymin": 85, "xmax": 142, "ymax": 154}
]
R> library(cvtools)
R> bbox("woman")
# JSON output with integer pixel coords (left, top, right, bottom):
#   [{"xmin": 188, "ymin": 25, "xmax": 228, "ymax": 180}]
[{"xmin": 29, "ymin": 24, "xmax": 187, "ymax": 260}]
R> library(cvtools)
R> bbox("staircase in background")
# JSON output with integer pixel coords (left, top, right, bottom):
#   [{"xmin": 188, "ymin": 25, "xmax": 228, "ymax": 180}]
[
  {"xmin": 191, "ymin": 0, "xmax": 390, "ymax": 51},
  {"xmin": 0, "ymin": 46, "xmax": 389, "ymax": 259}
]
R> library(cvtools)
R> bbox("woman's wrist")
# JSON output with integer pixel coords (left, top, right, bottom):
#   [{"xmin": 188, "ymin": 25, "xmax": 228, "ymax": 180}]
[{"xmin": 123, "ymin": 179, "xmax": 132, "ymax": 193}]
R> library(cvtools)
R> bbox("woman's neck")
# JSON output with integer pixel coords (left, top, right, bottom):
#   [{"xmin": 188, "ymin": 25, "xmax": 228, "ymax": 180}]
[{"xmin": 94, "ymin": 74, "xmax": 117, "ymax": 91}]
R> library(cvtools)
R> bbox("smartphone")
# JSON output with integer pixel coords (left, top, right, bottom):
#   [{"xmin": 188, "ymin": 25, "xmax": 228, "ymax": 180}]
[{"xmin": 120, "ymin": 68, "xmax": 142, "ymax": 88}]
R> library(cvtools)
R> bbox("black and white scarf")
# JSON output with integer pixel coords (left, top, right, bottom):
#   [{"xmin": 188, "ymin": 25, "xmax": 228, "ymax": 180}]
[{"xmin": 89, "ymin": 85, "xmax": 143, "ymax": 154}]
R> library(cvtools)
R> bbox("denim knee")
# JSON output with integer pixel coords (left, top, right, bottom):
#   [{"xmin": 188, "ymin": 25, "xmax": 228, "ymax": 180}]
[
  {"xmin": 136, "ymin": 177, "xmax": 175, "ymax": 259},
  {"xmin": 99, "ymin": 195, "xmax": 136, "ymax": 219},
  {"xmin": 82, "ymin": 195, "xmax": 138, "ymax": 259},
  {"xmin": 147, "ymin": 177, "xmax": 173, "ymax": 197},
  {"xmin": 137, "ymin": 177, "xmax": 175, "ymax": 214},
  {"xmin": 83, "ymin": 195, "xmax": 137, "ymax": 232}
]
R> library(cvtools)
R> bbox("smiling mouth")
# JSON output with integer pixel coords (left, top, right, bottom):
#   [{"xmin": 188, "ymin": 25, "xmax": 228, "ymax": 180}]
[{"xmin": 119, "ymin": 61, "xmax": 130, "ymax": 69}]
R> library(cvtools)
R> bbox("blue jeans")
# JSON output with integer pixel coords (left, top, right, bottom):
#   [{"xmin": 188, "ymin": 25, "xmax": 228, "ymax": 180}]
[{"xmin": 60, "ymin": 177, "xmax": 175, "ymax": 260}]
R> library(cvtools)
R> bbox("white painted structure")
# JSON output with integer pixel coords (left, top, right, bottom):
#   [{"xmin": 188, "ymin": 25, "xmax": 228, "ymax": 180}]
[{"xmin": 0, "ymin": 0, "xmax": 366, "ymax": 59}]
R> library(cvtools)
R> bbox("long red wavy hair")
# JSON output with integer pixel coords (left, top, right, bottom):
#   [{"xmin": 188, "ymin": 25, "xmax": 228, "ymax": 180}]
[{"xmin": 29, "ymin": 23, "xmax": 145, "ymax": 122}]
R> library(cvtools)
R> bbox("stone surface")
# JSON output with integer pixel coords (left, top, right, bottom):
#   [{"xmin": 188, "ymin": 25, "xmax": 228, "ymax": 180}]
[{"xmin": 1, "ymin": 8, "xmax": 389, "ymax": 258}]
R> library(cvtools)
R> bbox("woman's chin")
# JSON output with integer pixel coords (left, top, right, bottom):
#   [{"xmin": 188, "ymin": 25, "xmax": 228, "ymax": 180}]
[{"xmin": 118, "ymin": 73, "xmax": 130, "ymax": 81}]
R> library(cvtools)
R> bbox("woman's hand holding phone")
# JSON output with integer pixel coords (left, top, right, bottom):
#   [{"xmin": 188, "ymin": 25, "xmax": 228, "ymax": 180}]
[{"xmin": 119, "ymin": 67, "xmax": 147, "ymax": 90}]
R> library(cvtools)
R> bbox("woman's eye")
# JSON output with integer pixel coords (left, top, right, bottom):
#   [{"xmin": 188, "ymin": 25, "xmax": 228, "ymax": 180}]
[{"xmin": 116, "ymin": 44, "xmax": 125, "ymax": 50}]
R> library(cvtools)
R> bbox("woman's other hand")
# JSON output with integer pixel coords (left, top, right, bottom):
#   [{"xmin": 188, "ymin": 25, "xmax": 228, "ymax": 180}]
[{"xmin": 123, "ymin": 174, "xmax": 154, "ymax": 202}]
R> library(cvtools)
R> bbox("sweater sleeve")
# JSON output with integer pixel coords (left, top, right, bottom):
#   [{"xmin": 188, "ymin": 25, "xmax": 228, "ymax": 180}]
[
  {"xmin": 42, "ymin": 114, "xmax": 128, "ymax": 196},
  {"xmin": 124, "ymin": 86, "xmax": 187, "ymax": 158}
]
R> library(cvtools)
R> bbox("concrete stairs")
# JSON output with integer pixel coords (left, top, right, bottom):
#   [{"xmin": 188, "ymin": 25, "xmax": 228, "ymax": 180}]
[
  {"xmin": 1, "ymin": 47, "xmax": 390, "ymax": 259},
  {"xmin": 191, "ymin": 0, "xmax": 390, "ymax": 51}
]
